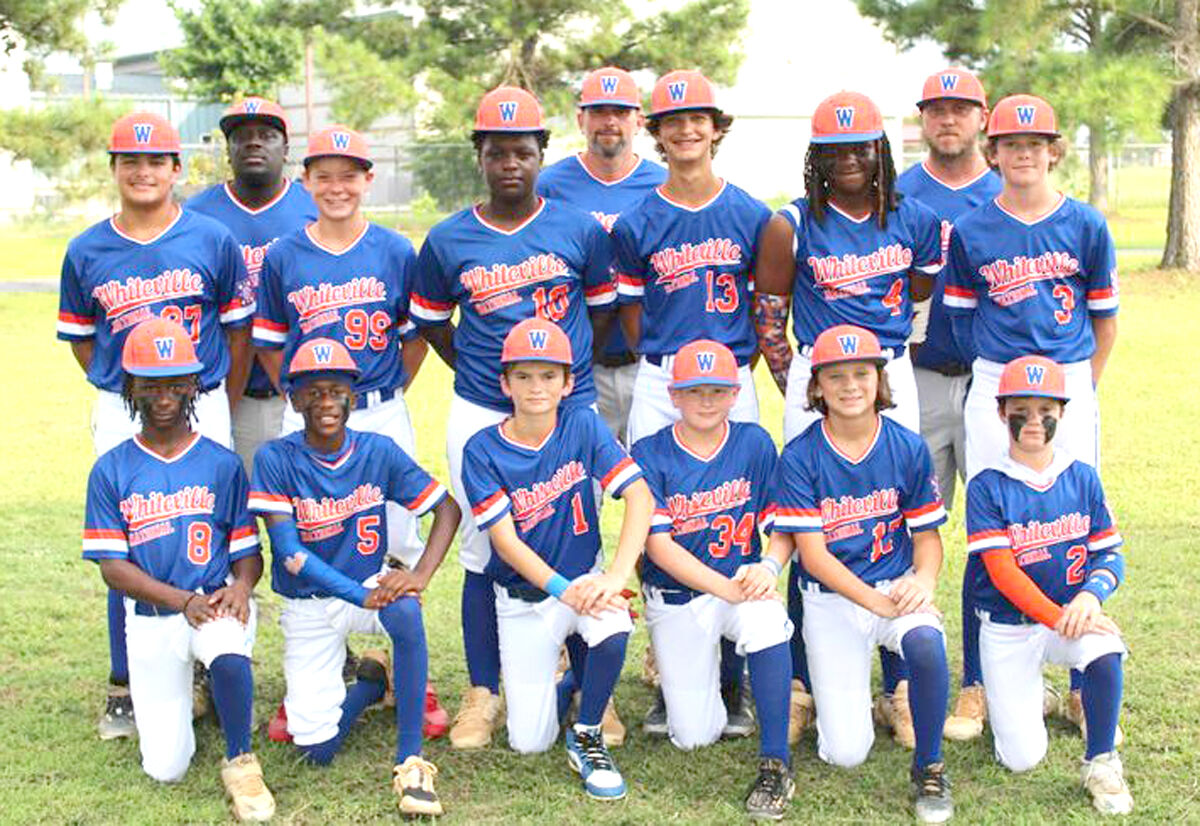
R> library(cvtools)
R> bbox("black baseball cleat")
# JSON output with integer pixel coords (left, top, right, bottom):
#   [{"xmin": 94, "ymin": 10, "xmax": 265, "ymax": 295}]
[
  {"xmin": 745, "ymin": 757, "xmax": 794, "ymax": 820},
  {"xmin": 912, "ymin": 761, "xmax": 954, "ymax": 824},
  {"xmin": 643, "ymin": 689, "xmax": 668, "ymax": 736}
]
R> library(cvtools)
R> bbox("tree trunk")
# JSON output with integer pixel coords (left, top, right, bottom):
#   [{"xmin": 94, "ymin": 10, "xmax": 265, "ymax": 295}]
[
  {"xmin": 1087, "ymin": 125, "xmax": 1108, "ymax": 212},
  {"xmin": 1163, "ymin": 0, "xmax": 1200, "ymax": 271}
]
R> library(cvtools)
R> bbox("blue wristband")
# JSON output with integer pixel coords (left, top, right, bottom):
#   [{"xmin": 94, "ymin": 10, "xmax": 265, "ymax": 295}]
[
  {"xmin": 760, "ymin": 556, "xmax": 783, "ymax": 578},
  {"xmin": 1081, "ymin": 572, "xmax": 1116, "ymax": 604},
  {"xmin": 545, "ymin": 573, "xmax": 570, "ymax": 599}
]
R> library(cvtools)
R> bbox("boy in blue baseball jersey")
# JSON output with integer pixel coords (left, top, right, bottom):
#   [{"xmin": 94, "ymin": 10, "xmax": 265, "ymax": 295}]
[
  {"xmin": 186, "ymin": 96, "xmax": 318, "ymax": 472},
  {"xmin": 613, "ymin": 70, "xmax": 769, "ymax": 446},
  {"xmin": 411, "ymin": 86, "xmax": 617, "ymax": 750},
  {"xmin": 461, "ymin": 319, "xmax": 653, "ymax": 800},
  {"xmin": 633, "ymin": 339, "xmax": 795, "ymax": 820},
  {"xmin": 82, "ymin": 318, "xmax": 273, "ymax": 822},
  {"xmin": 249, "ymin": 339, "xmax": 460, "ymax": 817},
  {"xmin": 770, "ymin": 324, "xmax": 953, "ymax": 825},
  {"xmin": 965, "ymin": 356, "xmax": 1130, "ymax": 815},
  {"xmin": 61, "ymin": 111, "xmax": 254, "ymax": 740}
]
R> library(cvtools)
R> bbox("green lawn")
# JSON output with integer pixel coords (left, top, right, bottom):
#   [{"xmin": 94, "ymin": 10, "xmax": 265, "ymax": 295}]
[{"xmin": 1, "ymin": 269, "xmax": 1198, "ymax": 823}]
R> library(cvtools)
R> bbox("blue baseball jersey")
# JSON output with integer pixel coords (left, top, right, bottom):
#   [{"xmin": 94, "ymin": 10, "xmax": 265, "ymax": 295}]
[
  {"xmin": 57, "ymin": 209, "xmax": 253, "ymax": 392},
  {"xmin": 537, "ymin": 154, "xmax": 666, "ymax": 360},
  {"xmin": 895, "ymin": 163, "xmax": 1002, "ymax": 367},
  {"xmin": 612, "ymin": 182, "xmax": 770, "ymax": 361},
  {"xmin": 779, "ymin": 196, "xmax": 943, "ymax": 351},
  {"xmin": 461, "ymin": 407, "xmax": 643, "ymax": 588},
  {"xmin": 411, "ymin": 198, "xmax": 614, "ymax": 411},
  {"xmin": 253, "ymin": 223, "xmax": 418, "ymax": 394},
  {"xmin": 82, "ymin": 434, "xmax": 260, "ymax": 603},
  {"xmin": 185, "ymin": 180, "xmax": 318, "ymax": 394},
  {"xmin": 772, "ymin": 417, "xmax": 947, "ymax": 587},
  {"xmin": 633, "ymin": 422, "xmax": 777, "ymax": 590},
  {"xmin": 965, "ymin": 452, "xmax": 1123, "ymax": 625},
  {"xmin": 249, "ymin": 429, "xmax": 448, "ymax": 599},
  {"xmin": 943, "ymin": 195, "xmax": 1119, "ymax": 363}
]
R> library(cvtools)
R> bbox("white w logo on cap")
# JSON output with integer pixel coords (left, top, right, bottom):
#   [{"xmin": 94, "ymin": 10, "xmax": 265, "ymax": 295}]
[
  {"xmin": 498, "ymin": 101, "xmax": 519, "ymax": 122},
  {"xmin": 1015, "ymin": 105, "xmax": 1036, "ymax": 125},
  {"xmin": 132, "ymin": 123, "xmax": 154, "ymax": 144},
  {"xmin": 313, "ymin": 344, "xmax": 333, "ymax": 364},
  {"xmin": 667, "ymin": 81, "xmax": 688, "ymax": 102},
  {"xmin": 834, "ymin": 107, "xmax": 855, "ymax": 129},
  {"xmin": 837, "ymin": 334, "xmax": 860, "ymax": 355},
  {"xmin": 939, "ymin": 74, "xmax": 959, "ymax": 91},
  {"xmin": 153, "ymin": 336, "xmax": 175, "ymax": 360},
  {"xmin": 1024, "ymin": 363, "xmax": 1046, "ymax": 385},
  {"xmin": 695, "ymin": 351, "xmax": 716, "ymax": 372},
  {"xmin": 243, "ymin": 99, "xmax": 261, "ymax": 114},
  {"xmin": 331, "ymin": 131, "xmax": 351, "ymax": 150},
  {"xmin": 599, "ymin": 75, "xmax": 619, "ymax": 95},
  {"xmin": 527, "ymin": 329, "xmax": 549, "ymax": 350}
]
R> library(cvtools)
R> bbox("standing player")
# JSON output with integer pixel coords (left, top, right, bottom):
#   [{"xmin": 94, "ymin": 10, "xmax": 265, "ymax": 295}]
[
  {"xmin": 411, "ymin": 86, "xmax": 616, "ymax": 749},
  {"xmin": 82, "ymin": 318, "xmax": 274, "ymax": 822},
  {"xmin": 613, "ymin": 69, "xmax": 769, "ymax": 445},
  {"xmin": 460, "ymin": 319, "xmax": 653, "ymax": 800},
  {"xmin": 634, "ymin": 340, "xmax": 795, "ymax": 820},
  {"xmin": 966, "ymin": 356, "xmax": 1130, "ymax": 815},
  {"xmin": 537, "ymin": 65, "xmax": 666, "ymax": 744},
  {"xmin": 895, "ymin": 69, "xmax": 1002, "ymax": 742},
  {"xmin": 187, "ymin": 96, "xmax": 318, "ymax": 472},
  {"xmin": 770, "ymin": 324, "xmax": 953, "ymax": 824},
  {"xmin": 537, "ymin": 66, "xmax": 666, "ymax": 442},
  {"xmin": 59, "ymin": 111, "xmax": 254, "ymax": 739},
  {"xmin": 753, "ymin": 91, "xmax": 942, "ymax": 747},
  {"xmin": 252, "ymin": 124, "xmax": 448, "ymax": 738},
  {"xmin": 249, "ymin": 339, "xmax": 461, "ymax": 817}
]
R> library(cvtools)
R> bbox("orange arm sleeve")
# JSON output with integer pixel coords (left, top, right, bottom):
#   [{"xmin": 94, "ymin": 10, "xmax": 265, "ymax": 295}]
[{"xmin": 981, "ymin": 548, "xmax": 1063, "ymax": 629}]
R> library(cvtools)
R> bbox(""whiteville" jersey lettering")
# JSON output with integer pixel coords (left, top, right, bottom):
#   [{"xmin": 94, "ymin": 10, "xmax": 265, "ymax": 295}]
[
  {"xmin": 287, "ymin": 277, "xmax": 387, "ymax": 321},
  {"xmin": 293, "ymin": 483, "xmax": 385, "ymax": 530},
  {"xmin": 979, "ymin": 251, "xmax": 1080, "ymax": 296},
  {"xmin": 510, "ymin": 460, "xmax": 588, "ymax": 521},
  {"xmin": 240, "ymin": 241, "xmax": 273, "ymax": 277},
  {"xmin": 820, "ymin": 488, "xmax": 900, "ymax": 531},
  {"xmin": 1007, "ymin": 511, "xmax": 1090, "ymax": 553},
  {"xmin": 665, "ymin": 478, "xmax": 752, "ymax": 525},
  {"xmin": 649, "ymin": 238, "xmax": 742, "ymax": 281},
  {"xmin": 808, "ymin": 243, "xmax": 913, "ymax": 290},
  {"xmin": 120, "ymin": 485, "xmax": 216, "ymax": 530},
  {"xmin": 461, "ymin": 254, "xmax": 570, "ymax": 303},
  {"xmin": 93, "ymin": 270, "xmax": 204, "ymax": 318}
]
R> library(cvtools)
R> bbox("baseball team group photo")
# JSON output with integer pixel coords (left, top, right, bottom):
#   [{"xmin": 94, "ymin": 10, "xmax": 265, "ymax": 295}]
[{"xmin": 1, "ymin": 1, "xmax": 1197, "ymax": 824}]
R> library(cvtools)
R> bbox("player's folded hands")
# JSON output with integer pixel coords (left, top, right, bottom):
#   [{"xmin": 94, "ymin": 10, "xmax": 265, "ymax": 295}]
[
  {"xmin": 1056, "ymin": 591, "xmax": 1106, "ymax": 639},
  {"xmin": 377, "ymin": 569, "xmax": 428, "ymax": 600},
  {"xmin": 567, "ymin": 575, "xmax": 629, "ymax": 617},
  {"xmin": 888, "ymin": 576, "xmax": 938, "ymax": 617},
  {"xmin": 183, "ymin": 592, "xmax": 219, "ymax": 628},
  {"xmin": 209, "ymin": 581, "xmax": 253, "ymax": 624},
  {"xmin": 732, "ymin": 564, "xmax": 779, "ymax": 602},
  {"xmin": 363, "ymin": 587, "xmax": 393, "ymax": 610}
]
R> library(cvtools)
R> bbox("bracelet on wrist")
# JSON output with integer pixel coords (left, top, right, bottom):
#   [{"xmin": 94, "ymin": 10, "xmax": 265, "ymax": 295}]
[{"xmin": 182, "ymin": 593, "xmax": 197, "ymax": 612}]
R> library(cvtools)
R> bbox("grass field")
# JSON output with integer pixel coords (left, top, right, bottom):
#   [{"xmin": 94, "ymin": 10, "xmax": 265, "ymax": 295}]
[{"xmin": 1, "ymin": 268, "xmax": 1199, "ymax": 823}]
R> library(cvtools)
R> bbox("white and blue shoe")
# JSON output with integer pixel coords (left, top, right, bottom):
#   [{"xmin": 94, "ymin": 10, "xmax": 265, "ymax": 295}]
[{"xmin": 565, "ymin": 723, "xmax": 627, "ymax": 800}]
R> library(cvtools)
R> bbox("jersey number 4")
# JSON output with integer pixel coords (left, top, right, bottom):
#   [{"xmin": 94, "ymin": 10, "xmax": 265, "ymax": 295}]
[{"xmin": 707, "ymin": 513, "xmax": 755, "ymax": 558}]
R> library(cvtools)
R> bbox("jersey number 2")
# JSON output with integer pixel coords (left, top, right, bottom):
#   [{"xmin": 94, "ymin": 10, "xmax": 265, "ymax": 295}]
[
  {"xmin": 1065, "ymin": 544, "xmax": 1087, "ymax": 585},
  {"xmin": 187, "ymin": 522, "xmax": 212, "ymax": 565}
]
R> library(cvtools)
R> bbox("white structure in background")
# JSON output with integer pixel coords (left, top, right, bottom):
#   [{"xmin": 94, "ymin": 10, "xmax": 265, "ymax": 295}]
[{"xmin": 0, "ymin": 38, "xmax": 36, "ymax": 220}]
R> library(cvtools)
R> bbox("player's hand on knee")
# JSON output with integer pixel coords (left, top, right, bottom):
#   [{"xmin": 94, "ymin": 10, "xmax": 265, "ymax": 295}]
[
  {"xmin": 209, "ymin": 581, "xmax": 253, "ymax": 624},
  {"xmin": 1056, "ymin": 591, "xmax": 1102, "ymax": 639},
  {"xmin": 1088, "ymin": 613, "xmax": 1122, "ymax": 637},
  {"xmin": 283, "ymin": 552, "xmax": 308, "ymax": 575},
  {"xmin": 378, "ymin": 569, "xmax": 428, "ymax": 599},
  {"xmin": 732, "ymin": 564, "xmax": 776, "ymax": 602},
  {"xmin": 578, "ymin": 572, "xmax": 626, "ymax": 616},
  {"xmin": 183, "ymin": 592, "xmax": 218, "ymax": 628},
  {"xmin": 363, "ymin": 587, "xmax": 395, "ymax": 610},
  {"xmin": 889, "ymin": 576, "xmax": 936, "ymax": 616}
]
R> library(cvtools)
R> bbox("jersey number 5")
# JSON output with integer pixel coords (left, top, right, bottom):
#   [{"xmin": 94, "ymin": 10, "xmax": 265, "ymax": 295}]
[{"xmin": 356, "ymin": 515, "xmax": 381, "ymax": 555}]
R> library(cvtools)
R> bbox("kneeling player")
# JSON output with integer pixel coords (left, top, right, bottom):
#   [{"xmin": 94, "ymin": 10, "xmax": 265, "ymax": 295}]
[
  {"xmin": 966, "ymin": 356, "xmax": 1130, "ymax": 815},
  {"xmin": 81, "ymin": 318, "xmax": 273, "ymax": 821},
  {"xmin": 462, "ymin": 319, "xmax": 653, "ymax": 800},
  {"xmin": 770, "ymin": 324, "xmax": 953, "ymax": 824},
  {"xmin": 634, "ymin": 340, "xmax": 794, "ymax": 820},
  {"xmin": 249, "ymin": 339, "xmax": 460, "ymax": 817}
]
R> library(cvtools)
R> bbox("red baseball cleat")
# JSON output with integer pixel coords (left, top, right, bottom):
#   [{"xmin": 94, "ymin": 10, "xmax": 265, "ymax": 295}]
[
  {"xmin": 424, "ymin": 683, "xmax": 450, "ymax": 739},
  {"xmin": 267, "ymin": 702, "xmax": 292, "ymax": 744}
]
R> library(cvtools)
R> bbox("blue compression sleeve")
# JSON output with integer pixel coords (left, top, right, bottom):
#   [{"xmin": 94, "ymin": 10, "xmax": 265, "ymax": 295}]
[{"xmin": 267, "ymin": 520, "xmax": 369, "ymax": 606}]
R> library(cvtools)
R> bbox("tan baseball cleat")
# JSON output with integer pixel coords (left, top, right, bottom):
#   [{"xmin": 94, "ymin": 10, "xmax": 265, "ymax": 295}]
[
  {"xmin": 1081, "ymin": 751, "xmax": 1133, "ymax": 815},
  {"xmin": 944, "ymin": 683, "xmax": 986, "ymax": 741},
  {"xmin": 873, "ymin": 680, "xmax": 915, "ymax": 749},
  {"xmin": 449, "ymin": 686, "xmax": 503, "ymax": 749},
  {"xmin": 221, "ymin": 753, "xmax": 276, "ymax": 822},
  {"xmin": 1064, "ymin": 688, "xmax": 1124, "ymax": 747},
  {"xmin": 394, "ymin": 755, "xmax": 443, "ymax": 817},
  {"xmin": 601, "ymin": 697, "xmax": 626, "ymax": 747},
  {"xmin": 787, "ymin": 679, "xmax": 814, "ymax": 745}
]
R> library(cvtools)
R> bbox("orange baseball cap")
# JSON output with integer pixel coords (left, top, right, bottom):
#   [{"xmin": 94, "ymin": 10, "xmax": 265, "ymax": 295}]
[
  {"xmin": 810, "ymin": 91, "xmax": 884, "ymax": 145},
  {"xmin": 501, "ymin": 318, "xmax": 573, "ymax": 365},
  {"xmin": 474, "ymin": 86, "xmax": 546, "ymax": 132},
  {"xmin": 917, "ymin": 68, "xmax": 988, "ymax": 108},
  {"xmin": 670, "ymin": 340, "xmax": 739, "ymax": 390},
  {"xmin": 579, "ymin": 67, "xmax": 641, "ymax": 108},
  {"xmin": 304, "ymin": 125, "xmax": 372, "ymax": 168},
  {"xmin": 810, "ymin": 324, "xmax": 887, "ymax": 370},
  {"xmin": 988, "ymin": 94, "xmax": 1059, "ymax": 138},
  {"xmin": 109, "ymin": 112, "xmax": 181, "ymax": 155},
  {"xmin": 122, "ymin": 317, "xmax": 203, "ymax": 377},
  {"xmin": 649, "ymin": 70, "xmax": 719, "ymax": 117},
  {"xmin": 996, "ymin": 355, "xmax": 1067, "ymax": 402},
  {"xmin": 220, "ymin": 96, "xmax": 289, "ymax": 137},
  {"xmin": 287, "ymin": 338, "xmax": 361, "ymax": 379}
]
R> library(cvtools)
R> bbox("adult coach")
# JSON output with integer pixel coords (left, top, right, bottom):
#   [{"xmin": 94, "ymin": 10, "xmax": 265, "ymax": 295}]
[
  {"xmin": 895, "ymin": 69, "xmax": 1002, "ymax": 742},
  {"xmin": 411, "ymin": 85, "xmax": 615, "ymax": 749},
  {"xmin": 537, "ymin": 66, "xmax": 666, "ymax": 443},
  {"xmin": 187, "ymin": 97, "xmax": 317, "ymax": 472},
  {"xmin": 59, "ymin": 111, "xmax": 254, "ymax": 739}
]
